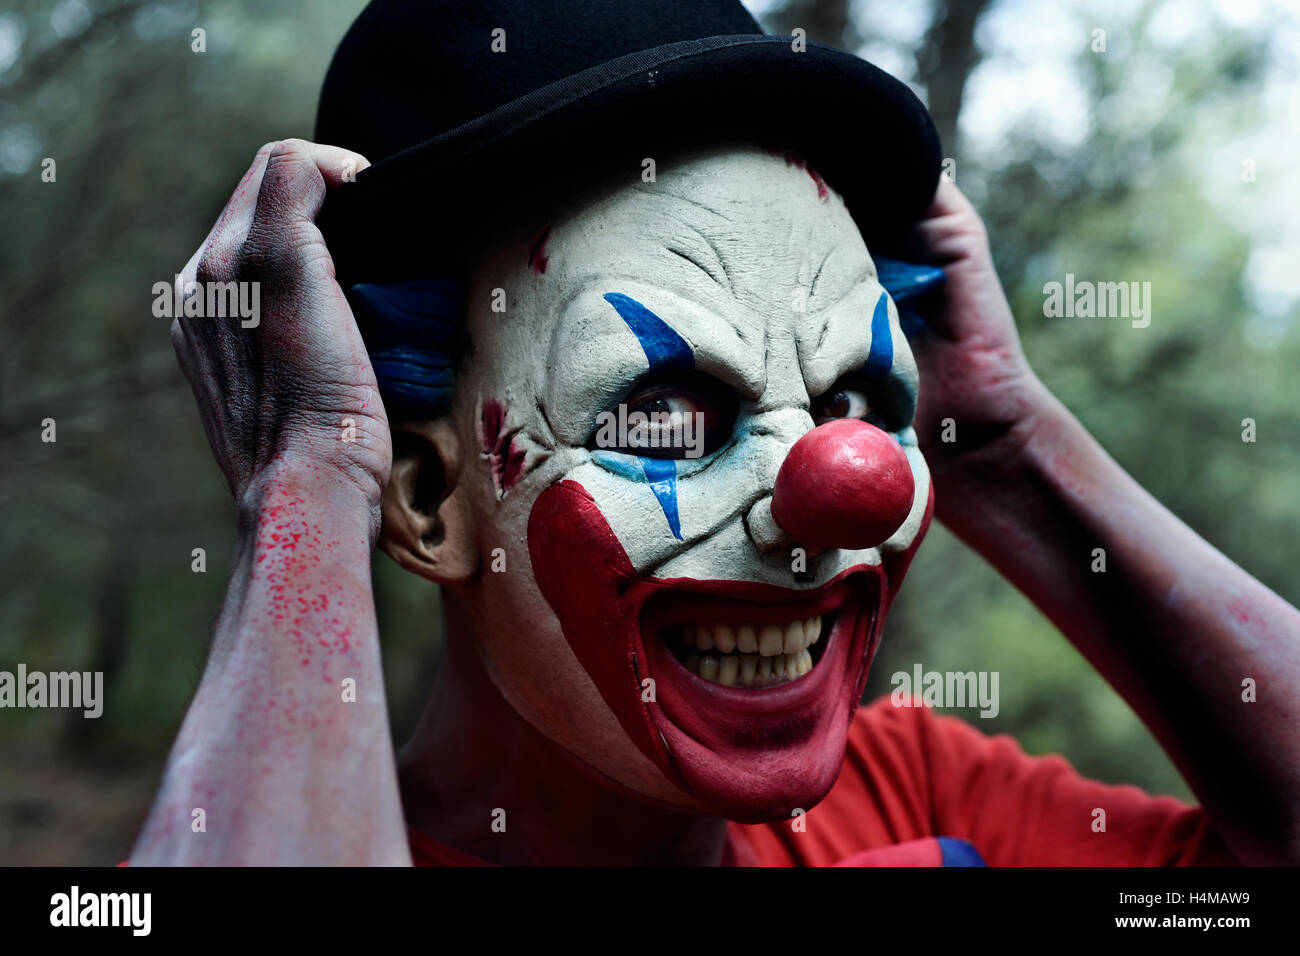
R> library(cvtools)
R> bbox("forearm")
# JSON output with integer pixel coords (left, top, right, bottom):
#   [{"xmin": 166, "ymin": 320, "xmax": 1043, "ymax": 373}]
[
  {"xmin": 132, "ymin": 463, "xmax": 410, "ymax": 865},
  {"xmin": 934, "ymin": 383, "xmax": 1300, "ymax": 864}
]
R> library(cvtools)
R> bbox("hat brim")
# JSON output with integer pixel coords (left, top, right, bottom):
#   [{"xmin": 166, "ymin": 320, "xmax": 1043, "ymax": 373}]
[{"xmin": 317, "ymin": 35, "xmax": 942, "ymax": 286}]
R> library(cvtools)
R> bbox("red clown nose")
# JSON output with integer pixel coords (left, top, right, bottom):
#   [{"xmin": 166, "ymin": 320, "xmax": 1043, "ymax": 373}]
[{"xmin": 771, "ymin": 419, "xmax": 915, "ymax": 551}]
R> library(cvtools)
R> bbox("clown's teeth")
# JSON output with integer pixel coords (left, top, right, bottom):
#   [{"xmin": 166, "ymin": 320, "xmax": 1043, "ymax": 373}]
[
  {"xmin": 714, "ymin": 624, "xmax": 736, "ymax": 653},
  {"xmin": 699, "ymin": 655, "xmax": 719, "ymax": 682},
  {"xmin": 783, "ymin": 619, "xmax": 805, "ymax": 654},
  {"xmin": 681, "ymin": 651, "xmax": 824, "ymax": 687},
  {"xmin": 804, "ymin": 614, "xmax": 821, "ymax": 646},
  {"xmin": 695, "ymin": 625, "xmax": 714, "ymax": 652},
  {"xmin": 671, "ymin": 617, "xmax": 825, "ymax": 656},
  {"xmin": 736, "ymin": 625, "xmax": 758, "ymax": 654}
]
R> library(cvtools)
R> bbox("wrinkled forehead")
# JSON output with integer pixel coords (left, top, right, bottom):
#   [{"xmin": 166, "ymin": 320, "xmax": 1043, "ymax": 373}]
[
  {"xmin": 546, "ymin": 149, "xmax": 871, "ymax": 314},
  {"xmin": 464, "ymin": 146, "xmax": 880, "ymax": 399}
]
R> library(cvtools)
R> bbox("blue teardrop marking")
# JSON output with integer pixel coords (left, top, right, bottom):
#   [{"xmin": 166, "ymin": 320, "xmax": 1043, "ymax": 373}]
[
  {"xmin": 862, "ymin": 290, "xmax": 894, "ymax": 380},
  {"xmin": 602, "ymin": 292, "xmax": 693, "ymax": 539},
  {"xmin": 639, "ymin": 456, "xmax": 683, "ymax": 540}
]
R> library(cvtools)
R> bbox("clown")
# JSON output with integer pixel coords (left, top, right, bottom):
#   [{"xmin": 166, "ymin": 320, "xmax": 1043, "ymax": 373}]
[
  {"xmin": 357, "ymin": 145, "xmax": 936, "ymax": 822},
  {"xmin": 136, "ymin": 0, "xmax": 1300, "ymax": 866}
]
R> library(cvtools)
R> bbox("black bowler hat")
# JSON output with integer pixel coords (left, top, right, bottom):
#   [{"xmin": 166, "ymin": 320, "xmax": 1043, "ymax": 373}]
[{"xmin": 315, "ymin": 0, "xmax": 942, "ymax": 286}]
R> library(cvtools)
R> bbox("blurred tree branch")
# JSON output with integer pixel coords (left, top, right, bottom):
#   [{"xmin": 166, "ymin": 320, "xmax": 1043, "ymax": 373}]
[
  {"xmin": 0, "ymin": 1, "xmax": 155, "ymax": 97},
  {"xmin": 764, "ymin": 0, "xmax": 857, "ymax": 50}
]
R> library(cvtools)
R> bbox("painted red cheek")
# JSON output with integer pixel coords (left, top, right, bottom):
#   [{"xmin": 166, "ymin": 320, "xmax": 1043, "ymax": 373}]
[
  {"xmin": 527, "ymin": 481, "xmax": 677, "ymax": 776},
  {"xmin": 526, "ymin": 475, "xmax": 933, "ymax": 811},
  {"xmin": 771, "ymin": 419, "xmax": 915, "ymax": 551}
]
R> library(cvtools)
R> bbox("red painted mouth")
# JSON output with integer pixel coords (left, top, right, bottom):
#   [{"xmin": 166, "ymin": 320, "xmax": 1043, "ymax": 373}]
[
  {"xmin": 527, "ymin": 479, "xmax": 930, "ymax": 821},
  {"xmin": 636, "ymin": 569, "xmax": 883, "ymax": 819},
  {"xmin": 640, "ymin": 569, "xmax": 877, "ymax": 710}
]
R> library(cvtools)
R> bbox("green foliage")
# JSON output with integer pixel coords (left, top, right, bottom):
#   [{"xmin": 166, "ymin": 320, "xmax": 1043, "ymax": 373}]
[
  {"xmin": 2, "ymin": 0, "xmax": 1296, "ymax": 863},
  {"xmin": 873, "ymin": 1, "xmax": 1298, "ymax": 800},
  {"xmin": 0, "ymin": 1, "xmax": 378, "ymax": 764}
]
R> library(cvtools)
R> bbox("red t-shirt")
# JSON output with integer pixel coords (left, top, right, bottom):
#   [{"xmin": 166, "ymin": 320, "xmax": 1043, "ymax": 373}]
[{"xmin": 410, "ymin": 696, "xmax": 1238, "ymax": 866}]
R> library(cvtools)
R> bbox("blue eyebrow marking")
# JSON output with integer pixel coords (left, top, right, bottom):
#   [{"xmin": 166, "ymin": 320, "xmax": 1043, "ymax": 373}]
[
  {"xmin": 862, "ymin": 290, "xmax": 893, "ymax": 380},
  {"xmin": 603, "ymin": 292, "xmax": 694, "ymax": 372},
  {"xmin": 601, "ymin": 291, "xmax": 691, "ymax": 539}
]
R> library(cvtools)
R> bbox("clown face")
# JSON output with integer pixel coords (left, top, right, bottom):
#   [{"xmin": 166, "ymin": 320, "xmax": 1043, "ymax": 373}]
[{"xmin": 438, "ymin": 146, "xmax": 931, "ymax": 821}]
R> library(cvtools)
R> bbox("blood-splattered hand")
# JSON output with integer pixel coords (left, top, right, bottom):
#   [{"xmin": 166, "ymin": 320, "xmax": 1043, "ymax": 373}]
[
  {"xmin": 902, "ymin": 180, "xmax": 1051, "ymax": 489},
  {"xmin": 169, "ymin": 139, "xmax": 390, "ymax": 513}
]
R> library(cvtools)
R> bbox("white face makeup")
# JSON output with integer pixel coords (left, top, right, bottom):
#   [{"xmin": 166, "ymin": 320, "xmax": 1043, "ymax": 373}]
[{"xmin": 443, "ymin": 146, "xmax": 931, "ymax": 816}]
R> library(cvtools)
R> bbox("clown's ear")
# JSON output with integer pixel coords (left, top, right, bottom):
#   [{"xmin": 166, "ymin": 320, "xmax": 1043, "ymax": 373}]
[{"xmin": 380, "ymin": 419, "xmax": 478, "ymax": 584}]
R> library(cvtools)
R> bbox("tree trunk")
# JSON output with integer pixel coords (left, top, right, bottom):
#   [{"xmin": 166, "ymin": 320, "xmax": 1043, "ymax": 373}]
[{"xmin": 916, "ymin": 0, "xmax": 994, "ymax": 158}]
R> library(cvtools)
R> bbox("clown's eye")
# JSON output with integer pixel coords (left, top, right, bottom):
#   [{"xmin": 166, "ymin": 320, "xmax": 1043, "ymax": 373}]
[
  {"xmin": 812, "ymin": 379, "xmax": 890, "ymax": 429},
  {"xmin": 814, "ymin": 388, "xmax": 869, "ymax": 421},
  {"xmin": 589, "ymin": 373, "xmax": 737, "ymax": 460}
]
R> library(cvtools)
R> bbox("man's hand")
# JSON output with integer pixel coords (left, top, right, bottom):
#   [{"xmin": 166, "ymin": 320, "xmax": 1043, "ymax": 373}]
[
  {"xmin": 170, "ymin": 139, "xmax": 390, "ymax": 515},
  {"xmin": 899, "ymin": 180, "xmax": 1300, "ymax": 865},
  {"xmin": 133, "ymin": 141, "xmax": 411, "ymax": 865},
  {"xmin": 903, "ymin": 180, "xmax": 1051, "ymax": 501}
]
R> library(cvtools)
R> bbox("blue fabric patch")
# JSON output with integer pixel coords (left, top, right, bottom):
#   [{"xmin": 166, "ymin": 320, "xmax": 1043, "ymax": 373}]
[
  {"xmin": 876, "ymin": 257, "xmax": 946, "ymax": 303},
  {"xmin": 349, "ymin": 279, "xmax": 465, "ymax": 415},
  {"xmin": 874, "ymin": 257, "xmax": 946, "ymax": 340},
  {"xmin": 937, "ymin": 837, "xmax": 986, "ymax": 867}
]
